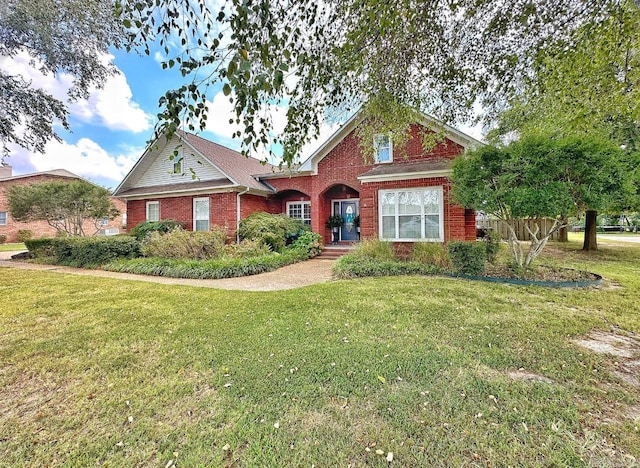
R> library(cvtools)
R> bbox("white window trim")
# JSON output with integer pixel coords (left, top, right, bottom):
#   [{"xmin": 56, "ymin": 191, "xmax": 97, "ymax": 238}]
[
  {"xmin": 146, "ymin": 201, "xmax": 160, "ymax": 222},
  {"xmin": 193, "ymin": 197, "xmax": 210, "ymax": 232},
  {"xmin": 286, "ymin": 201, "xmax": 311, "ymax": 225},
  {"xmin": 0, "ymin": 211, "xmax": 7, "ymax": 226},
  {"xmin": 378, "ymin": 187, "xmax": 444, "ymax": 242},
  {"xmin": 374, "ymin": 134, "xmax": 393, "ymax": 164}
]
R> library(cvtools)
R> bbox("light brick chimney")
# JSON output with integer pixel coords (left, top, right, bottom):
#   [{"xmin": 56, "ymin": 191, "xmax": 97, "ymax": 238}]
[{"xmin": 0, "ymin": 164, "xmax": 12, "ymax": 179}]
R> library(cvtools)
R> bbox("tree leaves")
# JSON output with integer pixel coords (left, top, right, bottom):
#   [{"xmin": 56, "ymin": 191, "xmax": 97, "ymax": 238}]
[
  {"xmin": 7, "ymin": 180, "xmax": 119, "ymax": 236},
  {"xmin": 1, "ymin": 0, "xmax": 124, "ymax": 156}
]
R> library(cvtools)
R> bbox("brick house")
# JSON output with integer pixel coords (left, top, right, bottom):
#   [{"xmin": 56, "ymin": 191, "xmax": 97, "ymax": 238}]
[
  {"xmin": 114, "ymin": 114, "xmax": 482, "ymax": 245},
  {"xmin": 0, "ymin": 165, "xmax": 126, "ymax": 242}
]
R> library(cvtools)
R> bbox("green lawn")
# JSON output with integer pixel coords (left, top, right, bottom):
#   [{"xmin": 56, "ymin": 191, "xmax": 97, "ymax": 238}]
[
  {"xmin": 0, "ymin": 243, "xmax": 26, "ymax": 252},
  {"xmin": 1, "ymin": 241, "xmax": 639, "ymax": 466}
]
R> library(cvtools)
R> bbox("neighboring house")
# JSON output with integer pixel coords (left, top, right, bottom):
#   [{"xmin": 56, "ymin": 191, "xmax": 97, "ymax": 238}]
[
  {"xmin": 114, "ymin": 114, "xmax": 482, "ymax": 246},
  {"xmin": 0, "ymin": 165, "xmax": 126, "ymax": 242}
]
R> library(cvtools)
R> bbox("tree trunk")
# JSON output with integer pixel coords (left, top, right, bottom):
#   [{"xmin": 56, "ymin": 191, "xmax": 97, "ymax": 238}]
[
  {"xmin": 558, "ymin": 216, "xmax": 568, "ymax": 242},
  {"xmin": 583, "ymin": 210, "xmax": 598, "ymax": 251}
]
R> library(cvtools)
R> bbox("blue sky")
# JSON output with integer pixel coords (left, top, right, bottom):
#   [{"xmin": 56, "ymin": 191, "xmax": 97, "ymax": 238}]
[{"xmin": 2, "ymin": 47, "xmax": 484, "ymax": 190}]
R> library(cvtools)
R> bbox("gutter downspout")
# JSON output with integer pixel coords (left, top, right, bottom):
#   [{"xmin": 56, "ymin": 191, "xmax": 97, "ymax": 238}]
[{"xmin": 236, "ymin": 188, "xmax": 250, "ymax": 243}]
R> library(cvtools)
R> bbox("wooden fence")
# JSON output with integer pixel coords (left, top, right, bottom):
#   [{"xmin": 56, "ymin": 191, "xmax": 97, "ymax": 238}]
[{"xmin": 476, "ymin": 219, "xmax": 561, "ymax": 241}]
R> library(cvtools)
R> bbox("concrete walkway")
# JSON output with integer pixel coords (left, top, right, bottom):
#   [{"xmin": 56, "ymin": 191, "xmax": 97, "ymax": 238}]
[
  {"xmin": 0, "ymin": 250, "xmax": 336, "ymax": 291},
  {"xmin": 598, "ymin": 234, "xmax": 640, "ymax": 244}
]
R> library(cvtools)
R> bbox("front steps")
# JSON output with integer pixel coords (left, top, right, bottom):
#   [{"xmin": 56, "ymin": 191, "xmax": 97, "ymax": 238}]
[{"xmin": 317, "ymin": 245, "xmax": 354, "ymax": 259}]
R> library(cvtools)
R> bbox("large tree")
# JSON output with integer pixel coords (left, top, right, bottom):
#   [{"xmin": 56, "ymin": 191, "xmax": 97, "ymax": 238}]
[
  {"xmin": 0, "ymin": 0, "xmax": 124, "ymax": 156},
  {"xmin": 488, "ymin": 0, "xmax": 640, "ymax": 149},
  {"xmin": 484, "ymin": 1, "xmax": 640, "ymax": 249},
  {"xmin": 452, "ymin": 136, "xmax": 631, "ymax": 267},
  {"xmin": 7, "ymin": 180, "xmax": 120, "ymax": 236},
  {"xmin": 117, "ymin": 0, "xmax": 631, "ymax": 164},
  {"xmin": 3, "ymin": 0, "xmax": 633, "ymax": 165}
]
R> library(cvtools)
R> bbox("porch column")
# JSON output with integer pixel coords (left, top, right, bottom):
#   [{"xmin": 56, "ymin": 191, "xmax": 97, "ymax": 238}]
[{"xmin": 310, "ymin": 193, "xmax": 325, "ymax": 242}]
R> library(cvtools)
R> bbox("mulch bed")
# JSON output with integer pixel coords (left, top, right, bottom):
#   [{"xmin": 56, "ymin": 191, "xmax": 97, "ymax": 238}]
[{"xmin": 484, "ymin": 264, "xmax": 599, "ymax": 282}]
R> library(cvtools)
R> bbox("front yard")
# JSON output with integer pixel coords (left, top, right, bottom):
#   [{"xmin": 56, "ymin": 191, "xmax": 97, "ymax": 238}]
[{"xmin": 1, "ymin": 240, "xmax": 639, "ymax": 466}]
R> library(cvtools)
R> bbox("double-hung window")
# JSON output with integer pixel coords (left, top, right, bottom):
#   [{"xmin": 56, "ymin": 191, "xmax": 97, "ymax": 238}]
[
  {"xmin": 146, "ymin": 201, "xmax": 160, "ymax": 222},
  {"xmin": 0, "ymin": 211, "xmax": 6, "ymax": 225},
  {"xmin": 379, "ymin": 187, "xmax": 443, "ymax": 241},
  {"xmin": 193, "ymin": 197, "xmax": 210, "ymax": 231},
  {"xmin": 374, "ymin": 135, "xmax": 392, "ymax": 163},
  {"xmin": 286, "ymin": 201, "xmax": 311, "ymax": 225}
]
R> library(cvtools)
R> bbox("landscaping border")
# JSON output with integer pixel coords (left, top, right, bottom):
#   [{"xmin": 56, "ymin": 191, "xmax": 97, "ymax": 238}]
[{"xmin": 446, "ymin": 271, "xmax": 603, "ymax": 288}]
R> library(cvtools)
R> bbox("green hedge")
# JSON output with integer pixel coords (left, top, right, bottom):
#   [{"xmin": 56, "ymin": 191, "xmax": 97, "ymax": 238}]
[
  {"xmin": 104, "ymin": 247, "xmax": 310, "ymax": 279},
  {"xmin": 238, "ymin": 212, "xmax": 306, "ymax": 252},
  {"xmin": 25, "ymin": 238, "xmax": 59, "ymax": 258},
  {"xmin": 129, "ymin": 220, "xmax": 183, "ymax": 241},
  {"xmin": 447, "ymin": 241, "xmax": 486, "ymax": 275},
  {"xmin": 333, "ymin": 255, "xmax": 439, "ymax": 279},
  {"xmin": 141, "ymin": 226, "xmax": 228, "ymax": 259},
  {"xmin": 51, "ymin": 236, "xmax": 142, "ymax": 267}
]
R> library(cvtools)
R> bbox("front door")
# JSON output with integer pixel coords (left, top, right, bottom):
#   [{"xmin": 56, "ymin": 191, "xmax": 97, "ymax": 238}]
[{"xmin": 338, "ymin": 200, "xmax": 359, "ymax": 241}]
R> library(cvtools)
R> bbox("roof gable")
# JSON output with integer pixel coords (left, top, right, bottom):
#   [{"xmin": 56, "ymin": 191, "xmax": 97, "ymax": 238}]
[
  {"xmin": 297, "ymin": 112, "xmax": 484, "ymax": 174},
  {"xmin": 0, "ymin": 168, "xmax": 82, "ymax": 182},
  {"xmin": 178, "ymin": 131, "xmax": 275, "ymax": 192},
  {"xmin": 114, "ymin": 131, "xmax": 275, "ymax": 197}
]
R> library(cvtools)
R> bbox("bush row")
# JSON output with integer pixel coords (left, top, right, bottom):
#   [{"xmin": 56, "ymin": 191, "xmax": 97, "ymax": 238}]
[
  {"xmin": 141, "ymin": 226, "xmax": 229, "ymax": 259},
  {"xmin": 23, "ymin": 214, "xmax": 324, "ymax": 277},
  {"xmin": 335, "ymin": 236, "xmax": 501, "ymax": 279},
  {"xmin": 103, "ymin": 248, "xmax": 311, "ymax": 279},
  {"xmin": 333, "ymin": 256, "xmax": 439, "ymax": 279},
  {"xmin": 25, "ymin": 236, "xmax": 142, "ymax": 267},
  {"xmin": 238, "ymin": 212, "xmax": 307, "ymax": 252}
]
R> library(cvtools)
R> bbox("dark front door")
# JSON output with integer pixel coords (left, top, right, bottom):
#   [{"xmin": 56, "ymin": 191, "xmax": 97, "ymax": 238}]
[{"xmin": 340, "ymin": 200, "xmax": 358, "ymax": 241}]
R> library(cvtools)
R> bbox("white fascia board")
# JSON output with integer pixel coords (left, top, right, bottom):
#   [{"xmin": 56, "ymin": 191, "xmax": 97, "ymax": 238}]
[
  {"xmin": 119, "ymin": 184, "xmax": 238, "ymax": 200},
  {"xmin": 418, "ymin": 114, "xmax": 485, "ymax": 150},
  {"xmin": 298, "ymin": 112, "xmax": 363, "ymax": 173},
  {"xmin": 358, "ymin": 169, "xmax": 452, "ymax": 183}
]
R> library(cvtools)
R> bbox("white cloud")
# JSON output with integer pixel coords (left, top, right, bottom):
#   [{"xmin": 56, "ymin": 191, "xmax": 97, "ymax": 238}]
[
  {"xmin": 70, "ymin": 72, "xmax": 152, "ymax": 132},
  {"xmin": 7, "ymin": 139, "xmax": 140, "ymax": 188},
  {"xmin": 0, "ymin": 50, "xmax": 152, "ymax": 133},
  {"xmin": 203, "ymin": 91, "xmax": 242, "ymax": 139}
]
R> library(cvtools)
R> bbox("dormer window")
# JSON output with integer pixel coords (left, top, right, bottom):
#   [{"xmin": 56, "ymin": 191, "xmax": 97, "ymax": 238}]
[
  {"xmin": 374, "ymin": 135, "xmax": 392, "ymax": 163},
  {"xmin": 172, "ymin": 152, "xmax": 183, "ymax": 175}
]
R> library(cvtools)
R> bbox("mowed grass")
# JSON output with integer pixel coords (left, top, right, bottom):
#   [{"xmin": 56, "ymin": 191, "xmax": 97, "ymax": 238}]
[
  {"xmin": 1, "ymin": 241, "xmax": 639, "ymax": 467},
  {"xmin": 0, "ymin": 243, "xmax": 26, "ymax": 252}
]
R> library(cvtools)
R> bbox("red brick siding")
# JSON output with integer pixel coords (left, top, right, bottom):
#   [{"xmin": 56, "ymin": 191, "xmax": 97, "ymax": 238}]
[
  {"xmin": 0, "ymin": 175, "xmax": 126, "ymax": 242},
  {"xmin": 267, "ymin": 190, "xmax": 311, "ymax": 215},
  {"xmin": 240, "ymin": 194, "xmax": 269, "ymax": 219},
  {"xmin": 127, "ymin": 192, "xmax": 238, "ymax": 238},
  {"xmin": 268, "ymin": 124, "xmax": 472, "ymax": 244}
]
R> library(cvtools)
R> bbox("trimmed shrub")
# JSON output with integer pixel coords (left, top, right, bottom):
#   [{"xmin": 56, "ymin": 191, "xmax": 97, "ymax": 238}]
[
  {"xmin": 482, "ymin": 231, "xmax": 501, "ymax": 264},
  {"xmin": 238, "ymin": 212, "xmax": 306, "ymax": 252},
  {"xmin": 333, "ymin": 255, "xmax": 438, "ymax": 279},
  {"xmin": 411, "ymin": 242, "xmax": 451, "ymax": 270},
  {"xmin": 447, "ymin": 241, "xmax": 486, "ymax": 276},
  {"xmin": 25, "ymin": 238, "xmax": 58, "ymax": 258},
  {"xmin": 104, "ymin": 248, "xmax": 310, "ymax": 279},
  {"xmin": 291, "ymin": 231, "xmax": 323, "ymax": 258},
  {"xmin": 16, "ymin": 230, "xmax": 33, "ymax": 242},
  {"xmin": 351, "ymin": 239, "xmax": 395, "ymax": 262},
  {"xmin": 52, "ymin": 236, "xmax": 142, "ymax": 267},
  {"xmin": 225, "ymin": 239, "xmax": 272, "ymax": 259},
  {"xmin": 141, "ymin": 226, "xmax": 228, "ymax": 260},
  {"xmin": 129, "ymin": 220, "xmax": 184, "ymax": 241},
  {"xmin": 0, "ymin": 234, "xmax": 6, "ymax": 244}
]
